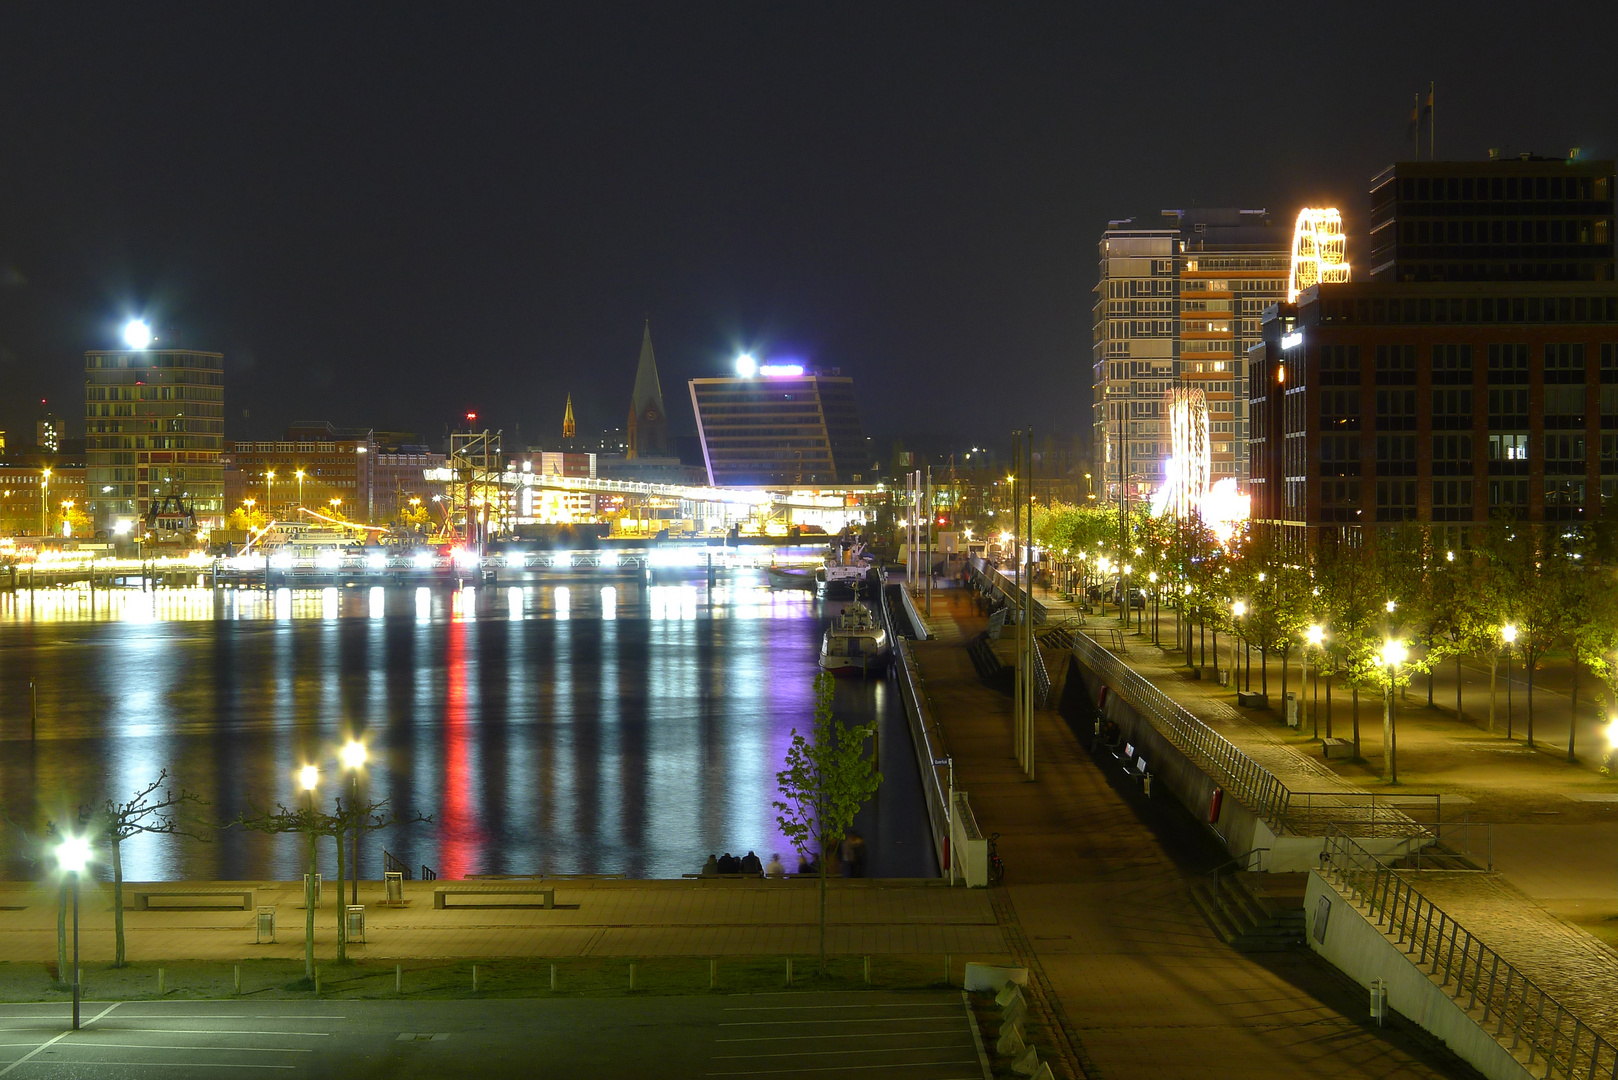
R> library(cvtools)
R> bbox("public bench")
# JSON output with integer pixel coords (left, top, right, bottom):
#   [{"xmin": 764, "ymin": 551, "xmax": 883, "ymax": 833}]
[
  {"xmin": 127, "ymin": 889, "xmax": 254, "ymax": 911},
  {"xmin": 1322, "ymin": 737, "xmax": 1353, "ymax": 760},
  {"xmin": 432, "ymin": 885, "xmax": 556, "ymax": 909}
]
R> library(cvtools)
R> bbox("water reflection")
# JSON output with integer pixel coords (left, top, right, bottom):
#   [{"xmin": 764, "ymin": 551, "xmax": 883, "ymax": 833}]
[{"xmin": 0, "ymin": 579, "xmax": 934, "ymax": 881}]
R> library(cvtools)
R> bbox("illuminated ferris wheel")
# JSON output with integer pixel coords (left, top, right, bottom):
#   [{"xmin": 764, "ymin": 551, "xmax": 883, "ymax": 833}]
[{"xmin": 1287, "ymin": 208, "xmax": 1351, "ymax": 302}]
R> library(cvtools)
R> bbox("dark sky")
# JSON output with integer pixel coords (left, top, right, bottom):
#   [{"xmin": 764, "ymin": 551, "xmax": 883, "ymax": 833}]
[{"xmin": 2, "ymin": 3, "xmax": 1615, "ymax": 452}]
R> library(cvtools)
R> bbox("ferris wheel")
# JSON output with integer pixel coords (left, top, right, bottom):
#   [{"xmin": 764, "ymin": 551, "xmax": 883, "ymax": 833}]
[{"xmin": 1287, "ymin": 208, "xmax": 1351, "ymax": 302}]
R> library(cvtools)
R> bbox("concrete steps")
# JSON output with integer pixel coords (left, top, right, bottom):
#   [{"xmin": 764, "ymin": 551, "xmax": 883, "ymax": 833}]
[{"xmin": 1190, "ymin": 871, "xmax": 1307, "ymax": 952}]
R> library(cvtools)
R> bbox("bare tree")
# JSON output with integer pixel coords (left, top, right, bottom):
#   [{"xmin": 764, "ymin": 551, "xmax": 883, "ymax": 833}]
[{"xmin": 90, "ymin": 771, "xmax": 209, "ymax": 966}]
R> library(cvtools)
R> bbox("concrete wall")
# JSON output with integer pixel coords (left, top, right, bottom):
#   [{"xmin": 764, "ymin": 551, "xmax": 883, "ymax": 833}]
[{"xmin": 1305, "ymin": 872, "xmax": 1533, "ymax": 1080}]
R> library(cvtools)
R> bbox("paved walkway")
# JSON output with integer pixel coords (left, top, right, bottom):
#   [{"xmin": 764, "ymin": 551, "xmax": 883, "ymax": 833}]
[
  {"xmin": 907, "ymin": 591, "xmax": 1482, "ymax": 1080},
  {"xmin": 0, "ymin": 879, "xmax": 1006, "ymax": 964}
]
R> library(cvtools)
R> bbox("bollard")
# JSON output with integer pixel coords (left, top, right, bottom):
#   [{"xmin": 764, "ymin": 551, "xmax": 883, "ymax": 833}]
[
  {"xmin": 863, "ymin": 955, "xmax": 871, "ymax": 985},
  {"xmin": 629, "ymin": 962, "xmax": 636, "ymax": 991},
  {"xmin": 785, "ymin": 958, "xmax": 793, "ymax": 986},
  {"xmin": 550, "ymin": 963, "xmax": 557, "ymax": 991},
  {"xmin": 234, "ymin": 965, "xmax": 241, "ymax": 995},
  {"xmin": 472, "ymin": 965, "xmax": 478, "ymax": 994},
  {"xmin": 709, "ymin": 958, "xmax": 717, "ymax": 990},
  {"xmin": 30, "ymin": 679, "xmax": 37, "ymax": 742},
  {"xmin": 157, "ymin": 968, "xmax": 165, "ymax": 996},
  {"xmin": 396, "ymin": 964, "xmax": 402, "ymax": 994}
]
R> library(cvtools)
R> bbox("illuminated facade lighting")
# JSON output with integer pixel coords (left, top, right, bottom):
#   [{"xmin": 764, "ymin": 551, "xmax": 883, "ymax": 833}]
[{"xmin": 1286, "ymin": 208, "xmax": 1350, "ymax": 303}]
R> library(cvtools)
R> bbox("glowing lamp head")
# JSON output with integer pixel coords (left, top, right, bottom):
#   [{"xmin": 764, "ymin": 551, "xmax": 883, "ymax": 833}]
[
  {"xmin": 735, "ymin": 354, "xmax": 757, "ymax": 377},
  {"xmin": 1232, "ymin": 600, "xmax": 1247, "ymax": 618},
  {"xmin": 1148, "ymin": 571, "xmax": 1157, "ymax": 583},
  {"xmin": 1501, "ymin": 623, "xmax": 1518, "ymax": 644},
  {"xmin": 1306, "ymin": 624, "xmax": 1325, "ymax": 647},
  {"xmin": 1381, "ymin": 639, "xmax": 1408, "ymax": 668},
  {"xmin": 1606, "ymin": 717, "xmax": 1618, "ymax": 751},
  {"xmin": 341, "ymin": 740, "xmax": 367, "ymax": 770},
  {"xmin": 1385, "ymin": 600, "xmax": 1397, "ymax": 613},
  {"xmin": 123, "ymin": 319, "xmax": 152, "ymax": 350},
  {"xmin": 56, "ymin": 834, "xmax": 92, "ymax": 875},
  {"xmin": 298, "ymin": 765, "xmax": 319, "ymax": 791},
  {"xmin": 1446, "ymin": 550, "xmax": 1455, "ymax": 562}
]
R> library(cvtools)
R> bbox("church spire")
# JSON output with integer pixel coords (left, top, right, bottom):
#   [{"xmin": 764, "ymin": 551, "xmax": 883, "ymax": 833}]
[
  {"xmin": 562, "ymin": 393, "xmax": 576, "ymax": 440},
  {"xmin": 626, "ymin": 319, "xmax": 669, "ymax": 459}
]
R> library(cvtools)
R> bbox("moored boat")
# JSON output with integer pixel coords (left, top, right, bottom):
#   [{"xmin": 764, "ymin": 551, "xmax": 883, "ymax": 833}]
[{"xmin": 818, "ymin": 599, "xmax": 889, "ymax": 674}]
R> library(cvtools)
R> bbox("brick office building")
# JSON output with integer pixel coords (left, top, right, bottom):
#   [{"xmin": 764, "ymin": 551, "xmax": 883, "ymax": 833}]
[{"xmin": 1250, "ymin": 153, "xmax": 1617, "ymax": 551}]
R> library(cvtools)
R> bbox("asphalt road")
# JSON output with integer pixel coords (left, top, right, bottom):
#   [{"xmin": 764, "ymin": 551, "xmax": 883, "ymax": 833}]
[{"xmin": 0, "ymin": 990, "xmax": 986, "ymax": 1080}]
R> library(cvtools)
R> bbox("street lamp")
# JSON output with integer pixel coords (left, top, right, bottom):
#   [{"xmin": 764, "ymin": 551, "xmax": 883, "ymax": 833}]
[
  {"xmin": 56, "ymin": 834, "xmax": 91, "ymax": 1029},
  {"xmin": 40, "ymin": 467, "xmax": 51, "ymax": 536},
  {"xmin": 295, "ymin": 469, "xmax": 305, "ymax": 508},
  {"xmin": 1381, "ymin": 638, "xmax": 1409, "ymax": 783},
  {"xmin": 266, "ymin": 470, "xmax": 276, "ymax": 515},
  {"xmin": 1305, "ymin": 624, "xmax": 1326, "ymax": 738},
  {"xmin": 1122, "ymin": 563, "xmax": 1133, "ymax": 630},
  {"xmin": 340, "ymin": 739, "xmax": 367, "ymax": 904},
  {"xmin": 1148, "ymin": 570, "xmax": 1159, "ymax": 643}
]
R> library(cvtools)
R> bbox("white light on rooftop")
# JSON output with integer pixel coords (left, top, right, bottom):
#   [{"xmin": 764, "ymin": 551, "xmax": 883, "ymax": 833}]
[
  {"xmin": 735, "ymin": 354, "xmax": 757, "ymax": 377},
  {"xmin": 123, "ymin": 319, "xmax": 152, "ymax": 350}
]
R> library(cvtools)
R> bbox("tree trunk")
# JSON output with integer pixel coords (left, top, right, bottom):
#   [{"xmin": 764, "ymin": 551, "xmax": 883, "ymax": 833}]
[
  {"xmin": 1326, "ymin": 675, "xmax": 1333, "ymax": 739},
  {"xmin": 818, "ymin": 839, "xmax": 828, "ymax": 975},
  {"xmin": 335, "ymin": 822, "xmax": 347, "ymax": 964},
  {"xmin": 305, "ymin": 828, "xmax": 317, "ymax": 980},
  {"xmin": 1456, "ymin": 655, "xmax": 1463, "ymax": 723},
  {"xmin": 1261, "ymin": 648, "xmax": 1268, "ymax": 696},
  {"xmin": 1352, "ymin": 686, "xmax": 1361, "ymax": 758},
  {"xmin": 1527, "ymin": 661, "xmax": 1535, "ymax": 748},
  {"xmin": 1280, "ymin": 648, "xmax": 1289, "ymax": 715},
  {"xmin": 112, "ymin": 837, "xmax": 126, "ymax": 967},
  {"xmin": 1569, "ymin": 662, "xmax": 1580, "ymax": 763}
]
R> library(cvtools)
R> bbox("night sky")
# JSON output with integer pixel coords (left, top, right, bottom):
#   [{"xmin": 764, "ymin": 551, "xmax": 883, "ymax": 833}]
[{"xmin": 2, "ymin": 3, "xmax": 1615, "ymax": 453}]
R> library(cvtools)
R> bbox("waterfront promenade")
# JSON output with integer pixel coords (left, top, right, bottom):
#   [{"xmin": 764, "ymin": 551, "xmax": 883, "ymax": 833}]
[{"xmin": 905, "ymin": 588, "xmax": 1484, "ymax": 1080}]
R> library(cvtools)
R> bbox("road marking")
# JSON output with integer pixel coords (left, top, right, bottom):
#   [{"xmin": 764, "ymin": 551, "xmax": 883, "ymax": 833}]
[
  {"xmin": 720, "ymin": 1017, "xmax": 964, "ymax": 1027},
  {"xmin": 716, "ymin": 1030, "xmax": 971, "ymax": 1043},
  {"xmin": 706, "ymin": 1063, "xmax": 979, "ymax": 1076},
  {"xmin": 0, "ymin": 1002, "xmax": 121, "ymax": 1077},
  {"xmin": 87, "ymin": 1029, "xmax": 333, "ymax": 1037},
  {"xmin": 94, "ymin": 1015, "xmax": 345, "ymax": 1021},
  {"xmin": 713, "ymin": 1043, "xmax": 974, "ymax": 1059},
  {"xmin": 15, "ymin": 1062, "xmax": 294, "ymax": 1070},
  {"xmin": 48, "ymin": 1043, "xmax": 312, "ymax": 1053},
  {"xmin": 725, "ymin": 1003, "xmax": 957, "ymax": 1012}
]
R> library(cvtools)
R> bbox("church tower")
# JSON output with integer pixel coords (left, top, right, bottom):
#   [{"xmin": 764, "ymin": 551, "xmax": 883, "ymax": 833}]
[
  {"xmin": 562, "ymin": 393, "xmax": 576, "ymax": 441},
  {"xmin": 625, "ymin": 320, "xmax": 669, "ymax": 459}
]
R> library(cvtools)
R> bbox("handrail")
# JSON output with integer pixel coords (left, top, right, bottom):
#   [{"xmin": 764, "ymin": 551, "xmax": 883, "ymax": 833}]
[
  {"xmin": 1321, "ymin": 825, "xmax": 1613, "ymax": 1078},
  {"xmin": 1071, "ymin": 629, "xmax": 1292, "ymax": 832},
  {"xmin": 1204, "ymin": 847, "xmax": 1270, "ymax": 879},
  {"xmin": 880, "ymin": 584, "xmax": 951, "ymax": 875}
]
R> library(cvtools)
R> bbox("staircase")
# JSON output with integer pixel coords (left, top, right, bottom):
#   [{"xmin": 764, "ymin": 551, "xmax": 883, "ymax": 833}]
[{"xmin": 1190, "ymin": 871, "xmax": 1307, "ymax": 952}]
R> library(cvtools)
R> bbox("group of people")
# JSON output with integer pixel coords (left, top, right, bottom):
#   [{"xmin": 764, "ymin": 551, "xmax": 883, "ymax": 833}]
[{"xmin": 699, "ymin": 830, "xmax": 868, "ymax": 878}]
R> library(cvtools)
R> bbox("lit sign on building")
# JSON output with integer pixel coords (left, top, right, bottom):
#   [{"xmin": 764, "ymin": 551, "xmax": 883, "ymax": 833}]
[
  {"xmin": 758, "ymin": 364, "xmax": 804, "ymax": 377},
  {"xmin": 1280, "ymin": 331, "xmax": 1303, "ymax": 351},
  {"xmin": 1287, "ymin": 208, "xmax": 1350, "ymax": 303}
]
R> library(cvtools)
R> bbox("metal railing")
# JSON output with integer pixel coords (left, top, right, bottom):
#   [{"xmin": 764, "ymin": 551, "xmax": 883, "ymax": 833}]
[
  {"xmin": 382, "ymin": 849, "xmax": 414, "ymax": 881},
  {"xmin": 1322, "ymin": 826, "xmax": 1614, "ymax": 1078},
  {"xmin": 1073, "ymin": 630, "xmax": 1292, "ymax": 832},
  {"xmin": 880, "ymin": 585, "xmax": 951, "ymax": 875},
  {"xmin": 1285, "ymin": 792, "xmax": 1438, "ymax": 838},
  {"xmin": 421, "ymin": 864, "xmax": 438, "ymax": 882}
]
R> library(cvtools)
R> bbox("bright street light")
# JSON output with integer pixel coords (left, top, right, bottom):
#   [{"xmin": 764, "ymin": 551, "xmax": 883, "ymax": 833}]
[
  {"xmin": 57, "ymin": 833, "xmax": 92, "ymax": 1029},
  {"xmin": 1501, "ymin": 623, "xmax": 1518, "ymax": 645},
  {"xmin": 341, "ymin": 740, "xmax": 367, "ymax": 771},
  {"xmin": 1385, "ymin": 599, "xmax": 1397, "ymax": 613},
  {"xmin": 1306, "ymin": 624, "xmax": 1325, "ymax": 647},
  {"xmin": 1381, "ymin": 638, "xmax": 1408, "ymax": 667},
  {"xmin": 299, "ymin": 765, "xmax": 319, "ymax": 791},
  {"xmin": 1232, "ymin": 600, "xmax": 1247, "ymax": 618},
  {"xmin": 1381, "ymin": 638, "xmax": 1408, "ymax": 783},
  {"xmin": 735, "ymin": 353, "xmax": 757, "ymax": 377},
  {"xmin": 123, "ymin": 319, "xmax": 152, "ymax": 350}
]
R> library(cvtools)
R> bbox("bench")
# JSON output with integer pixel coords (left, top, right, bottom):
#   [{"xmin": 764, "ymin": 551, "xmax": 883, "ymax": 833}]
[
  {"xmin": 433, "ymin": 885, "xmax": 556, "ymax": 909},
  {"xmin": 128, "ymin": 889, "xmax": 254, "ymax": 911},
  {"xmin": 1322, "ymin": 737, "xmax": 1353, "ymax": 760},
  {"xmin": 432, "ymin": 885, "xmax": 555, "ymax": 909}
]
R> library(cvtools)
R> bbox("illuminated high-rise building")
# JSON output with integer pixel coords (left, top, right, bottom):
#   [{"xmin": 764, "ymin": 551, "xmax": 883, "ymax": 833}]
[
  {"xmin": 1092, "ymin": 209, "xmax": 1287, "ymax": 501},
  {"xmin": 85, "ymin": 346, "xmax": 225, "ymax": 532}
]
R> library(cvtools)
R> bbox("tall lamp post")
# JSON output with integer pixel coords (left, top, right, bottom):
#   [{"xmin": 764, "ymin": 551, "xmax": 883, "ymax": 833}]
[
  {"xmin": 1230, "ymin": 601, "xmax": 1247, "ymax": 690},
  {"xmin": 1122, "ymin": 563, "xmax": 1133, "ymax": 631},
  {"xmin": 1148, "ymin": 571, "xmax": 1159, "ymax": 643},
  {"xmin": 1381, "ymin": 638, "xmax": 1408, "ymax": 783},
  {"xmin": 266, "ymin": 470, "xmax": 276, "ymax": 516},
  {"xmin": 1305, "ymin": 624, "xmax": 1325, "ymax": 739},
  {"xmin": 296, "ymin": 469, "xmax": 305, "ymax": 510},
  {"xmin": 1502, "ymin": 623, "xmax": 1518, "ymax": 738},
  {"xmin": 40, "ymin": 467, "xmax": 51, "ymax": 536},
  {"xmin": 56, "ymin": 835, "xmax": 91, "ymax": 1029},
  {"xmin": 341, "ymin": 740, "xmax": 367, "ymax": 904},
  {"xmin": 299, "ymin": 764, "xmax": 318, "ymax": 979}
]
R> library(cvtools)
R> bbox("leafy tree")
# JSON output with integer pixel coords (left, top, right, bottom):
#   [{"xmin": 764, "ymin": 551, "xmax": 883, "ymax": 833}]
[
  {"xmin": 225, "ymin": 506, "xmax": 270, "ymax": 531},
  {"xmin": 90, "ymin": 771, "xmax": 208, "ymax": 966},
  {"xmin": 773, "ymin": 673, "xmax": 881, "ymax": 975}
]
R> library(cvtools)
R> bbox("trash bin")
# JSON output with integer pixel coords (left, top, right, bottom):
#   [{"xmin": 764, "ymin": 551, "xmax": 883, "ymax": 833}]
[
  {"xmin": 385, "ymin": 871, "xmax": 404, "ymax": 905},
  {"xmin": 255, "ymin": 905, "xmax": 276, "ymax": 944},
  {"xmin": 1285, "ymin": 692, "xmax": 1300, "ymax": 727},
  {"xmin": 345, "ymin": 905, "xmax": 366, "ymax": 945}
]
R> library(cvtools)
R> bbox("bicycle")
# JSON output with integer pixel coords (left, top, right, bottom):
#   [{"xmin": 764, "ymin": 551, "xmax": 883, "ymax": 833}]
[{"xmin": 987, "ymin": 832, "xmax": 1005, "ymax": 886}]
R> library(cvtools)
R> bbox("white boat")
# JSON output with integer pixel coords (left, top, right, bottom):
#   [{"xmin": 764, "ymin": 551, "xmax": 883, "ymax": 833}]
[
  {"xmin": 819, "ymin": 599, "xmax": 889, "ymax": 675},
  {"xmin": 814, "ymin": 542, "xmax": 873, "ymax": 594}
]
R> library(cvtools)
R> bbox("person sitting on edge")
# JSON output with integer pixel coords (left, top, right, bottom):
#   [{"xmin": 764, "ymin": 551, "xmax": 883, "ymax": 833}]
[
  {"xmin": 740, "ymin": 851, "xmax": 763, "ymax": 876},
  {"xmin": 797, "ymin": 853, "xmax": 814, "ymax": 875},
  {"xmin": 718, "ymin": 852, "xmax": 740, "ymax": 874},
  {"xmin": 700, "ymin": 854, "xmax": 719, "ymax": 877},
  {"xmin": 764, "ymin": 853, "xmax": 785, "ymax": 878}
]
